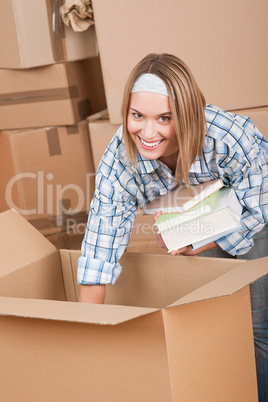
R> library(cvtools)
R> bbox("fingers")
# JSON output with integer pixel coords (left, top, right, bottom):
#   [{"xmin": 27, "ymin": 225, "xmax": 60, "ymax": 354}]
[
  {"xmin": 156, "ymin": 232, "xmax": 167, "ymax": 249},
  {"xmin": 170, "ymin": 246, "xmax": 193, "ymax": 256},
  {"xmin": 153, "ymin": 211, "xmax": 167, "ymax": 249},
  {"xmin": 170, "ymin": 249, "xmax": 180, "ymax": 256},
  {"xmin": 153, "ymin": 210, "xmax": 163, "ymax": 222}
]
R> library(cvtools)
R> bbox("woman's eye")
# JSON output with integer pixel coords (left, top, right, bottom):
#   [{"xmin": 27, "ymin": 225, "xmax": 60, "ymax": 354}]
[
  {"xmin": 159, "ymin": 116, "xmax": 170, "ymax": 122},
  {"xmin": 134, "ymin": 113, "xmax": 143, "ymax": 119}
]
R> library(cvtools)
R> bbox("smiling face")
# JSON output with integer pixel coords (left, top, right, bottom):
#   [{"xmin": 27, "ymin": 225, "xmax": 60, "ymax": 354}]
[{"xmin": 127, "ymin": 92, "xmax": 179, "ymax": 170}]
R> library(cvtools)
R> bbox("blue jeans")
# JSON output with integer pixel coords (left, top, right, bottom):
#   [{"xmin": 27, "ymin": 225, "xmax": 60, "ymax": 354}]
[{"xmin": 200, "ymin": 225, "xmax": 268, "ymax": 402}]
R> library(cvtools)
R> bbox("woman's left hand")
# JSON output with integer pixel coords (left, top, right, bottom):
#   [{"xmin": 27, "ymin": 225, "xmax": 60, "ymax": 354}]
[
  {"xmin": 170, "ymin": 241, "xmax": 218, "ymax": 256},
  {"xmin": 153, "ymin": 210, "xmax": 168, "ymax": 249},
  {"xmin": 170, "ymin": 246, "xmax": 197, "ymax": 256},
  {"xmin": 153, "ymin": 211, "xmax": 218, "ymax": 256}
]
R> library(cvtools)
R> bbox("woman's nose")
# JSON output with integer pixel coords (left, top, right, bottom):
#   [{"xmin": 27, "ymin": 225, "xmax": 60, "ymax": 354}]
[{"xmin": 142, "ymin": 119, "xmax": 155, "ymax": 139}]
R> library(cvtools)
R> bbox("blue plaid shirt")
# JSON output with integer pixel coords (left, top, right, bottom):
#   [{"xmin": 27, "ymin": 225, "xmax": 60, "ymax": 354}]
[{"xmin": 78, "ymin": 105, "xmax": 268, "ymax": 285}]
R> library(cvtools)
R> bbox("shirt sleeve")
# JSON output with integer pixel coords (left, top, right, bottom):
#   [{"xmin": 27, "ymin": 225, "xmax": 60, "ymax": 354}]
[
  {"xmin": 209, "ymin": 120, "xmax": 268, "ymax": 255},
  {"xmin": 77, "ymin": 166, "xmax": 138, "ymax": 285}
]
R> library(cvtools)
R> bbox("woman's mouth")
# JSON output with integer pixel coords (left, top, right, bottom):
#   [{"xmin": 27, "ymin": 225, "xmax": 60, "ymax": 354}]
[{"xmin": 139, "ymin": 136, "xmax": 163, "ymax": 149}]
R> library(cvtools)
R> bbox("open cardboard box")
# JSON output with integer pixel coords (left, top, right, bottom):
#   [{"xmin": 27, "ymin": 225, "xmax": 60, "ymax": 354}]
[{"xmin": 0, "ymin": 209, "xmax": 267, "ymax": 401}]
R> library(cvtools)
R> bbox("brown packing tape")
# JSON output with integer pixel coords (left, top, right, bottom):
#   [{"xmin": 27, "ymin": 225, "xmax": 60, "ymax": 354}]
[
  {"xmin": 46, "ymin": 127, "xmax": 61, "ymax": 156},
  {"xmin": 0, "ymin": 86, "xmax": 79, "ymax": 106},
  {"xmin": 46, "ymin": 0, "xmax": 67, "ymax": 62}
]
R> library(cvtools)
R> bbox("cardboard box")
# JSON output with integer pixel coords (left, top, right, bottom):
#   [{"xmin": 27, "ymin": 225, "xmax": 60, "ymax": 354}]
[
  {"xmin": 129, "ymin": 212, "xmax": 156, "ymax": 242},
  {"xmin": 92, "ymin": 0, "xmax": 268, "ymax": 124},
  {"xmin": 0, "ymin": 120, "xmax": 95, "ymax": 223},
  {"xmin": 35, "ymin": 209, "xmax": 88, "ymax": 250},
  {"xmin": 0, "ymin": 57, "xmax": 107, "ymax": 130},
  {"xmin": 230, "ymin": 107, "xmax": 268, "ymax": 141},
  {"xmin": 0, "ymin": 209, "xmax": 267, "ymax": 401},
  {"xmin": 0, "ymin": 0, "xmax": 98, "ymax": 69},
  {"xmin": 127, "ymin": 211, "xmax": 168, "ymax": 254},
  {"xmin": 88, "ymin": 111, "xmax": 119, "ymax": 170},
  {"xmin": 126, "ymin": 238, "xmax": 168, "ymax": 254},
  {"xmin": 43, "ymin": 223, "xmax": 85, "ymax": 250}
]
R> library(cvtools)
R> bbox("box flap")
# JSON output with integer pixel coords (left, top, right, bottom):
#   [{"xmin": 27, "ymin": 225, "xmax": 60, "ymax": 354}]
[
  {"xmin": 60, "ymin": 249, "xmax": 246, "ymax": 308},
  {"xmin": 60, "ymin": 249, "xmax": 80, "ymax": 302},
  {"xmin": 0, "ymin": 210, "xmax": 65, "ymax": 300},
  {"xmin": 0, "ymin": 296, "xmax": 158, "ymax": 325},
  {"xmin": 0, "ymin": 209, "xmax": 58, "ymax": 277},
  {"xmin": 168, "ymin": 257, "xmax": 268, "ymax": 308},
  {"xmin": 106, "ymin": 253, "xmax": 246, "ymax": 308}
]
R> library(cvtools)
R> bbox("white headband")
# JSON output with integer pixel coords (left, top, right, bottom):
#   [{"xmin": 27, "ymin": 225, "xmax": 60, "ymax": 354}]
[{"xmin": 131, "ymin": 73, "xmax": 174, "ymax": 98}]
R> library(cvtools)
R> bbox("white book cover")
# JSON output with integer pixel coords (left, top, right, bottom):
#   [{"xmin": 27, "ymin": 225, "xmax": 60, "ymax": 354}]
[{"xmin": 159, "ymin": 187, "xmax": 242, "ymax": 252}]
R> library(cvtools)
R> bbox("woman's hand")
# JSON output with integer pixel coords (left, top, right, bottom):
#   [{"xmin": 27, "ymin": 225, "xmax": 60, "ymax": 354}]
[
  {"xmin": 153, "ymin": 210, "xmax": 218, "ymax": 256},
  {"xmin": 169, "ymin": 241, "xmax": 218, "ymax": 256},
  {"xmin": 154, "ymin": 210, "xmax": 168, "ymax": 249},
  {"xmin": 78, "ymin": 284, "xmax": 106, "ymax": 303}
]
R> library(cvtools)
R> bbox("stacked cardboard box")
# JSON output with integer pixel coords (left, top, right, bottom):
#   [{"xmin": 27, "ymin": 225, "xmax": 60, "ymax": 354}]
[
  {"xmin": 1, "ymin": 0, "xmax": 98, "ymax": 69},
  {"xmin": 0, "ymin": 1, "xmax": 107, "ymax": 248},
  {"xmin": 91, "ymin": 0, "xmax": 268, "ymax": 125}
]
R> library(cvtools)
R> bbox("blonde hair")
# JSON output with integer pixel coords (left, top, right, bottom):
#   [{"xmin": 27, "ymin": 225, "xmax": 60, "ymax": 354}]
[{"xmin": 122, "ymin": 53, "xmax": 206, "ymax": 185}]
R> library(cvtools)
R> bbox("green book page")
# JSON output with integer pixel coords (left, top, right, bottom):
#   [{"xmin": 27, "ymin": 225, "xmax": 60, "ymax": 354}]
[{"xmin": 154, "ymin": 188, "xmax": 221, "ymax": 226}]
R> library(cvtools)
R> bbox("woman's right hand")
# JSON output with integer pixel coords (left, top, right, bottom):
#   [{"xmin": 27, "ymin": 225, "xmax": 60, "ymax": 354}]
[{"xmin": 78, "ymin": 284, "xmax": 106, "ymax": 303}]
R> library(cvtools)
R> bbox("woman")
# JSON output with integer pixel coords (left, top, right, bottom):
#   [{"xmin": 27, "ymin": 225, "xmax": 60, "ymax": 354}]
[{"xmin": 78, "ymin": 53, "xmax": 268, "ymax": 400}]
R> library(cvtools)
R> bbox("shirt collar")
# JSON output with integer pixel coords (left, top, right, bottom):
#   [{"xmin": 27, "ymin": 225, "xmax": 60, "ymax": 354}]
[
  {"xmin": 136, "ymin": 152, "xmax": 175, "ymax": 175},
  {"xmin": 136, "ymin": 153, "xmax": 158, "ymax": 174}
]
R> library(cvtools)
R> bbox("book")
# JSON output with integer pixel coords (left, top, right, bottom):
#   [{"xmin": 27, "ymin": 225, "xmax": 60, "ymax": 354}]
[
  {"xmin": 155, "ymin": 190, "xmax": 220, "ymax": 233},
  {"xmin": 155, "ymin": 186, "xmax": 242, "ymax": 252},
  {"xmin": 143, "ymin": 179, "xmax": 224, "ymax": 215}
]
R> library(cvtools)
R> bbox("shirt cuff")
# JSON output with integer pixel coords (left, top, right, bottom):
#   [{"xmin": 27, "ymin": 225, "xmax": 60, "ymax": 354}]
[{"xmin": 77, "ymin": 256, "xmax": 122, "ymax": 285}]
